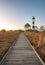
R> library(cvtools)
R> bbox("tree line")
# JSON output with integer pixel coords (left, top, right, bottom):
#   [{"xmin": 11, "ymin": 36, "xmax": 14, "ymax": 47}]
[
  {"xmin": 24, "ymin": 23, "xmax": 45, "ymax": 31},
  {"xmin": 24, "ymin": 16, "xmax": 45, "ymax": 31}
]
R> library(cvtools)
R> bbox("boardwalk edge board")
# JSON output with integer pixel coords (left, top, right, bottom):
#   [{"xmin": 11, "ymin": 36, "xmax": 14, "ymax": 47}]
[
  {"xmin": 0, "ymin": 34, "xmax": 20, "ymax": 65},
  {"xmin": 25, "ymin": 34, "xmax": 45, "ymax": 65}
]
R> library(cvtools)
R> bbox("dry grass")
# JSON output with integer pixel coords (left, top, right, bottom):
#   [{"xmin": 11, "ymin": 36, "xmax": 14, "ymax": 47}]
[
  {"xmin": 0, "ymin": 31, "xmax": 19, "ymax": 61},
  {"xmin": 24, "ymin": 31, "xmax": 45, "ymax": 63}
]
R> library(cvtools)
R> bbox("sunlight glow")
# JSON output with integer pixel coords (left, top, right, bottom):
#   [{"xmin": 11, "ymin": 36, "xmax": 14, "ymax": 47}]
[
  {"xmin": 0, "ymin": 20, "xmax": 16, "ymax": 30},
  {"xmin": 0, "ymin": 12, "xmax": 18, "ymax": 30}
]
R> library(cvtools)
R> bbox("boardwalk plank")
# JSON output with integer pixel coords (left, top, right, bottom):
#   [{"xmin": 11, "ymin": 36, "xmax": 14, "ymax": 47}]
[{"xmin": 1, "ymin": 33, "xmax": 43, "ymax": 65}]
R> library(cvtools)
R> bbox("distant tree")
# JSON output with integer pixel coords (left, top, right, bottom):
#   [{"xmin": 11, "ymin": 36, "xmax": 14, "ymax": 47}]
[
  {"xmin": 1, "ymin": 29, "xmax": 6, "ymax": 32},
  {"xmin": 40, "ymin": 26, "xmax": 45, "ymax": 31},
  {"xmin": 24, "ymin": 23, "xmax": 31, "ymax": 31},
  {"xmin": 8, "ymin": 30, "xmax": 13, "ymax": 32}
]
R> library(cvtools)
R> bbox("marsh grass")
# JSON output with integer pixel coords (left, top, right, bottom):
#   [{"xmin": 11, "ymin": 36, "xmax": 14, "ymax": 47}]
[
  {"xmin": 0, "ymin": 31, "xmax": 19, "ymax": 61},
  {"xmin": 24, "ymin": 31, "xmax": 45, "ymax": 63}
]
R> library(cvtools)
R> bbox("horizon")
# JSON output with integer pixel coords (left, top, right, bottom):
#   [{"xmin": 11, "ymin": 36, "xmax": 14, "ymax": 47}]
[{"xmin": 0, "ymin": 0, "xmax": 45, "ymax": 30}]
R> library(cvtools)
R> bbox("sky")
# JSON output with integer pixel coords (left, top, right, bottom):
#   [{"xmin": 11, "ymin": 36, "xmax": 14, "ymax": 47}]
[{"xmin": 0, "ymin": 0, "xmax": 45, "ymax": 30}]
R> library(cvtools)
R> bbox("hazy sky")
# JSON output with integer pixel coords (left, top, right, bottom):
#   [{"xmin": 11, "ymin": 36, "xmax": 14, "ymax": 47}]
[{"xmin": 0, "ymin": 0, "xmax": 45, "ymax": 30}]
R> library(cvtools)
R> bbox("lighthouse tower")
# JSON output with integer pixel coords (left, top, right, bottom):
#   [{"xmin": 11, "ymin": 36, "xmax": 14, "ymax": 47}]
[{"xmin": 32, "ymin": 16, "xmax": 35, "ymax": 30}]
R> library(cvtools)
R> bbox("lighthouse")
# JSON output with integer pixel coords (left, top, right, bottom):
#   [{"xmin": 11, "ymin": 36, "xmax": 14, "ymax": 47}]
[{"xmin": 32, "ymin": 16, "xmax": 35, "ymax": 30}]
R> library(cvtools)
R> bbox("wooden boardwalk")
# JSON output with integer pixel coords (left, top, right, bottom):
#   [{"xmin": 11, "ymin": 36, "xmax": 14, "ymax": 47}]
[{"xmin": 1, "ymin": 33, "xmax": 43, "ymax": 65}]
